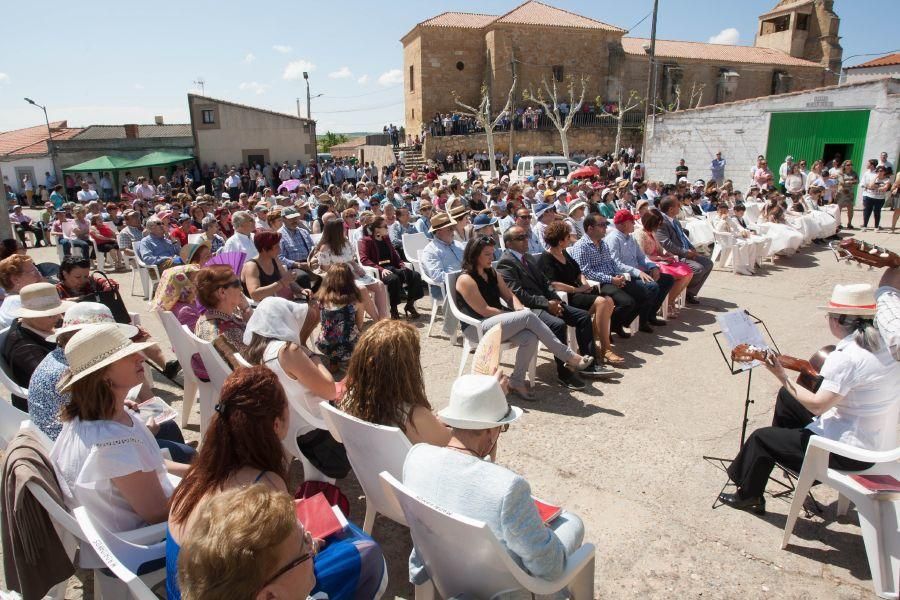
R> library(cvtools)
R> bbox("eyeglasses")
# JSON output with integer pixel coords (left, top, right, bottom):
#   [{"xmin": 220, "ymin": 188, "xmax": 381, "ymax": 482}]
[
  {"xmin": 509, "ymin": 235, "xmax": 527, "ymax": 241},
  {"xmin": 222, "ymin": 279, "xmax": 241, "ymax": 289},
  {"xmin": 258, "ymin": 552, "xmax": 312, "ymax": 590},
  {"xmin": 596, "ymin": 222, "xmax": 608, "ymax": 228},
  {"xmin": 516, "ymin": 214, "xmax": 532, "ymax": 220}
]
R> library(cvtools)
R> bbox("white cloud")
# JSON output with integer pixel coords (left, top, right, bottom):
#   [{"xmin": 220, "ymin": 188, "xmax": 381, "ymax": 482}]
[
  {"xmin": 239, "ymin": 81, "xmax": 269, "ymax": 95},
  {"xmin": 272, "ymin": 45, "xmax": 293, "ymax": 54},
  {"xmin": 328, "ymin": 66, "xmax": 353, "ymax": 79},
  {"xmin": 283, "ymin": 60, "xmax": 316, "ymax": 80},
  {"xmin": 377, "ymin": 69, "xmax": 403, "ymax": 87},
  {"xmin": 357, "ymin": 74, "xmax": 369, "ymax": 85},
  {"xmin": 0, "ymin": 73, "xmax": 9, "ymax": 84},
  {"xmin": 242, "ymin": 53, "xmax": 256, "ymax": 64},
  {"xmin": 708, "ymin": 27, "xmax": 740, "ymax": 45},
  {"xmin": 133, "ymin": 83, "xmax": 144, "ymax": 90}
]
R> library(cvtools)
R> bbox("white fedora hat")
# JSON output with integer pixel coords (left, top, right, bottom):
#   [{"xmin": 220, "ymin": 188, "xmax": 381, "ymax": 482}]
[
  {"xmin": 59, "ymin": 323, "xmax": 154, "ymax": 392},
  {"xmin": 438, "ymin": 374, "xmax": 522, "ymax": 430},
  {"xmin": 818, "ymin": 283, "xmax": 877, "ymax": 316},
  {"xmin": 48, "ymin": 302, "xmax": 138, "ymax": 343},
  {"xmin": 15, "ymin": 283, "xmax": 73, "ymax": 319}
]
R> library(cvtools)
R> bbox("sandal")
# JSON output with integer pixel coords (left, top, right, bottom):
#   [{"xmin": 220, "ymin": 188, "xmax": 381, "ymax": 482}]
[
  {"xmin": 603, "ymin": 349, "xmax": 626, "ymax": 365},
  {"xmin": 508, "ymin": 384, "xmax": 535, "ymax": 401}
]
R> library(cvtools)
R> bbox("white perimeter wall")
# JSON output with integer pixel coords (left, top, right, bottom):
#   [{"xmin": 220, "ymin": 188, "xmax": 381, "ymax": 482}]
[
  {"xmin": 643, "ymin": 78, "xmax": 900, "ymax": 188},
  {"xmin": 0, "ymin": 156, "xmax": 55, "ymax": 192}
]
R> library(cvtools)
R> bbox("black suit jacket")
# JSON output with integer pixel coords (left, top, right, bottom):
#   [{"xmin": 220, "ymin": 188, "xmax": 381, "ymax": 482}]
[{"xmin": 496, "ymin": 249, "xmax": 559, "ymax": 311}]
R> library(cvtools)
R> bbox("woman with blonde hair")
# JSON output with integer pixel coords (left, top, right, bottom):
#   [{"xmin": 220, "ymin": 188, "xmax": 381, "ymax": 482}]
[
  {"xmin": 340, "ymin": 319, "xmax": 451, "ymax": 446},
  {"xmin": 178, "ymin": 484, "xmax": 316, "ymax": 600}
]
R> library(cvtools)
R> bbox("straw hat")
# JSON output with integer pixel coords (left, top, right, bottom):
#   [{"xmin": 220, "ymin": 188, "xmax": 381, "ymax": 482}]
[
  {"xmin": 448, "ymin": 204, "xmax": 470, "ymax": 220},
  {"xmin": 15, "ymin": 283, "xmax": 73, "ymax": 319},
  {"xmin": 818, "ymin": 283, "xmax": 877, "ymax": 316},
  {"xmin": 59, "ymin": 323, "xmax": 154, "ymax": 391},
  {"xmin": 48, "ymin": 302, "xmax": 138, "ymax": 343},
  {"xmin": 428, "ymin": 212, "xmax": 456, "ymax": 233},
  {"xmin": 180, "ymin": 241, "xmax": 210, "ymax": 264},
  {"xmin": 438, "ymin": 375, "xmax": 522, "ymax": 430},
  {"xmin": 567, "ymin": 200, "xmax": 588, "ymax": 215}
]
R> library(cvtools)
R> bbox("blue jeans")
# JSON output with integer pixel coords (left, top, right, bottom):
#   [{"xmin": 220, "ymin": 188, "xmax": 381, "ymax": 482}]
[{"xmin": 155, "ymin": 420, "xmax": 196, "ymax": 464}]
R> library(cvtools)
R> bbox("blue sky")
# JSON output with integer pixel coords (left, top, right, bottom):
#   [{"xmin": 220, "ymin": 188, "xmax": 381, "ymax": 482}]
[{"xmin": 0, "ymin": 0, "xmax": 896, "ymax": 134}]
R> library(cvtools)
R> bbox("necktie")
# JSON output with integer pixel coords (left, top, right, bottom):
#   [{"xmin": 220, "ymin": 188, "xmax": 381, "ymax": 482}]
[{"xmin": 674, "ymin": 219, "xmax": 692, "ymax": 249}]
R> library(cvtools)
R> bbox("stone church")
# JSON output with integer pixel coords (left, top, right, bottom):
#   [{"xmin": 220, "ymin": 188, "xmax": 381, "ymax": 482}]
[{"xmin": 401, "ymin": 0, "xmax": 842, "ymax": 152}]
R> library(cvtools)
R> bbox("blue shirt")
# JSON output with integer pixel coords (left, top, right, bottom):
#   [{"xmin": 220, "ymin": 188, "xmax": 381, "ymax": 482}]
[
  {"xmin": 389, "ymin": 221, "xmax": 417, "ymax": 249},
  {"xmin": 278, "ymin": 224, "xmax": 314, "ymax": 267},
  {"xmin": 604, "ymin": 227, "xmax": 656, "ymax": 277},
  {"xmin": 414, "ymin": 216, "xmax": 433, "ymax": 239},
  {"xmin": 525, "ymin": 228, "xmax": 543, "ymax": 255},
  {"xmin": 138, "ymin": 234, "xmax": 179, "ymax": 266},
  {"xmin": 567, "ymin": 235, "xmax": 621, "ymax": 284},
  {"xmin": 421, "ymin": 237, "xmax": 464, "ymax": 300},
  {"xmin": 710, "ymin": 158, "xmax": 726, "ymax": 180},
  {"xmin": 27, "ymin": 347, "xmax": 69, "ymax": 441}
]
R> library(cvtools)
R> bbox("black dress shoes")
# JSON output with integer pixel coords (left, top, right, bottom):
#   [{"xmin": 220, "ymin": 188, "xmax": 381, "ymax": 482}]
[
  {"xmin": 638, "ymin": 323, "xmax": 654, "ymax": 333},
  {"xmin": 718, "ymin": 492, "xmax": 765, "ymax": 515},
  {"xmin": 612, "ymin": 325, "xmax": 632, "ymax": 339},
  {"xmin": 686, "ymin": 295, "xmax": 700, "ymax": 305},
  {"xmin": 649, "ymin": 317, "xmax": 667, "ymax": 326}
]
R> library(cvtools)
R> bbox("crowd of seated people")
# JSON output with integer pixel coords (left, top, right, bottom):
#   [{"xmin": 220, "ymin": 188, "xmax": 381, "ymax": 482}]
[{"xmin": 1, "ymin": 149, "xmax": 897, "ymax": 600}]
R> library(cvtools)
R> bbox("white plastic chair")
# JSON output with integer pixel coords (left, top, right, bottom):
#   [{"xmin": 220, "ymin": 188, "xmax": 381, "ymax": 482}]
[
  {"xmin": 0, "ymin": 326, "xmax": 30, "ymax": 401},
  {"xmin": 782, "ymin": 436, "xmax": 900, "ymax": 599},
  {"xmin": 310, "ymin": 232, "xmax": 323, "ymax": 245},
  {"xmin": 711, "ymin": 231, "xmax": 736, "ymax": 271},
  {"xmin": 89, "ymin": 222, "xmax": 117, "ymax": 270},
  {"xmin": 415, "ymin": 250, "xmax": 445, "ymax": 338},
  {"xmin": 319, "ymin": 402, "xmax": 412, "ymax": 533},
  {"xmin": 402, "ymin": 232, "xmax": 430, "ymax": 271},
  {"xmin": 0, "ymin": 399, "xmax": 29, "ymax": 448},
  {"xmin": 379, "ymin": 472, "xmax": 596, "ymax": 600},
  {"xmin": 130, "ymin": 241, "xmax": 160, "ymax": 300},
  {"xmin": 187, "ymin": 233, "xmax": 203, "ymax": 245},
  {"xmin": 181, "ymin": 325, "xmax": 230, "ymax": 438},
  {"xmin": 73, "ymin": 506, "xmax": 165, "ymax": 600},
  {"xmin": 232, "ymin": 353, "xmax": 334, "ymax": 484},
  {"xmin": 445, "ymin": 271, "xmax": 537, "ymax": 381},
  {"xmin": 156, "ymin": 311, "xmax": 200, "ymax": 428}
]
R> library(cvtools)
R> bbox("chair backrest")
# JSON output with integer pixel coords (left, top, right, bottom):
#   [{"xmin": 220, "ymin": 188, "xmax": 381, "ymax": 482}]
[
  {"xmin": 379, "ymin": 472, "xmax": 527, "ymax": 597},
  {"xmin": 72, "ymin": 507, "xmax": 162, "ymax": 600},
  {"xmin": 0, "ymin": 327, "xmax": 29, "ymax": 399},
  {"xmin": 402, "ymin": 232, "xmax": 430, "ymax": 266},
  {"xmin": 157, "ymin": 312, "xmax": 198, "ymax": 378},
  {"xmin": 310, "ymin": 232, "xmax": 322, "ymax": 245},
  {"xmin": 712, "ymin": 230, "xmax": 735, "ymax": 248},
  {"xmin": 187, "ymin": 233, "xmax": 203, "ymax": 245},
  {"xmin": 131, "ymin": 241, "xmax": 147, "ymax": 266},
  {"xmin": 182, "ymin": 326, "xmax": 232, "ymax": 391},
  {"xmin": 319, "ymin": 403, "xmax": 411, "ymax": 525},
  {"xmin": 443, "ymin": 271, "xmax": 480, "ymax": 330},
  {"xmin": 0, "ymin": 399, "xmax": 29, "ymax": 448},
  {"xmin": 415, "ymin": 250, "xmax": 443, "ymax": 288}
]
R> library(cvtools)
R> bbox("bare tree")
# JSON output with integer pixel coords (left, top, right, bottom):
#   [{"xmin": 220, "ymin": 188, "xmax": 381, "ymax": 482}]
[
  {"xmin": 599, "ymin": 89, "xmax": 644, "ymax": 156},
  {"xmin": 523, "ymin": 75, "xmax": 588, "ymax": 159},
  {"xmin": 654, "ymin": 82, "xmax": 706, "ymax": 113},
  {"xmin": 452, "ymin": 78, "xmax": 517, "ymax": 181}
]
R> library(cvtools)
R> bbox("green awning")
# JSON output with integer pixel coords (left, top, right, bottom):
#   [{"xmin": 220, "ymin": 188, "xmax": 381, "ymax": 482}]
[
  {"xmin": 122, "ymin": 151, "xmax": 195, "ymax": 169},
  {"xmin": 62, "ymin": 155, "xmax": 133, "ymax": 172}
]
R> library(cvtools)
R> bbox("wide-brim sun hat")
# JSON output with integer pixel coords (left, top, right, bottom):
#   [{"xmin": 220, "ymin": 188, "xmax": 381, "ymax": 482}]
[
  {"xmin": 438, "ymin": 374, "xmax": 522, "ymax": 430},
  {"xmin": 58, "ymin": 323, "xmax": 155, "ymax": 392},
  {"xmin": 567, "ymin": 200, "xmax": 588, "ymax": 215},
  {"xmin": 15, "ymin": 283, "xmax": 73, "ymax": 319},
  {"xmin": 48, "ymin": 302, "xmax": 138, "ymax": 343},
  {"xmin": 429, "ymin": 213, "xmax": 456, "ymax": 233},
  {"xmin": 817, "ymin": 283, "xmax": 877, "ymax": 317}
]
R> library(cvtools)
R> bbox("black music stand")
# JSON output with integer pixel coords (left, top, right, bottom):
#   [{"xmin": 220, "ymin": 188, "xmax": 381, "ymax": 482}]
[{"xmin": 704, "ymin": 311, "xmax": 800, "ymax": 510}]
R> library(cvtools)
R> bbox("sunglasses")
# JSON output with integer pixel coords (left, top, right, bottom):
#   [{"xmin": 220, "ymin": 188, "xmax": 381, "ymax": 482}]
[
  {"xmin": 258, "ymin": 552, "xmax": 312, "ymax": 590},
  {"xmin": 516, "ymin": 214, "xmax": 532, "ymax": 220},
  {"xmin": 222, "ymin": 279, "xmax": 241, "ymax": 289},
  {"xmin": 510, "ymin": 235, "xmax": 527, "ymax": 241}
]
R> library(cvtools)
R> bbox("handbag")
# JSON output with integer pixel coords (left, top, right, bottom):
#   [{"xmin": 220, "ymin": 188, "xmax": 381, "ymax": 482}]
[{"xmin": 75, "ymin": 271, "xmax": 131, "ymax": 324}]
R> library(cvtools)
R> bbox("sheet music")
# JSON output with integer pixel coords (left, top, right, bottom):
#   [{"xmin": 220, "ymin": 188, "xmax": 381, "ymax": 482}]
[{"xmin": 717, "ymin": 310, "xmax": 767, "ymax": 371}]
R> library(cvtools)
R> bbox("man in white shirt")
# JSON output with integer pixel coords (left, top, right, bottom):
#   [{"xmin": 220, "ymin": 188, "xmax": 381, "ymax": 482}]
[
  {"xmin": 279, "ymin": 163, "xmax": 291, "ymax": 182},
  {"xmin": 222, "ymin": 210, "xmax": 258, "ymax": 259},
  {"xmin": 879, "ymin": 152, "xmax": 894, "ymax": 172},
  {"xmin": 225, "ymin": 170, "xmax": 241, "ymax": 199},
  {"xmin": 76, "ymin": 182, "xmax": 99, "ymax": 204},
  {"xmin": 778, "ymin": 155, "xmax": 793, "ymax": 190}
]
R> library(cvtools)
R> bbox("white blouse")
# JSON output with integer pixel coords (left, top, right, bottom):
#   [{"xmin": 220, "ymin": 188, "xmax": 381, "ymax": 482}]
[
  {"xmin": 51, "ymin": 410, "xmax": 173, "ymax": 532},
  {"xmin": 809, "ymin": 334, "xmax": 900, "ymax": 451},
  {"xmin": 317, "ymin": 242, "xmax": 355, "ymax": 268}
]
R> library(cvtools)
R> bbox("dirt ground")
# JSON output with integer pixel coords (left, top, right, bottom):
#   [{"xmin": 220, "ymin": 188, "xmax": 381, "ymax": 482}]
[{"xmin": 6, "ymin": 224, "xmax": 896, "ymax": 599}]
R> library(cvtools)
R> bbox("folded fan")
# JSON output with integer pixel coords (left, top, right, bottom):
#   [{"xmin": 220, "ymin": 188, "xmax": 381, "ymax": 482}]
[{"xmin": 205, "ymin": 251, "xmax": 247, "ymax": 275}]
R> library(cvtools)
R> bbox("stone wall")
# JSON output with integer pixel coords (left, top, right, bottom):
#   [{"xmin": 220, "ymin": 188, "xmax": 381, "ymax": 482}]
[
  {"xmin": 642, "ymin": 78, "xmax": 900, "ymax": 186},
  {"xmin": 423, "ymin": 127, "xmax": 642, "ymax": 160}
]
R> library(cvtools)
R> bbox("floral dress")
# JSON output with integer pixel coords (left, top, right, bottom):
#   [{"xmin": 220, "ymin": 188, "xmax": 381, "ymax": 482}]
[{"xmin": 315, "ymin": 303, "xmax": 359, "ymax": 367}]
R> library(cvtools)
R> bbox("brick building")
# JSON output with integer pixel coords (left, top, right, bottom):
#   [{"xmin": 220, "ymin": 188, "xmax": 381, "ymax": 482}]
[{"xmin": 402, "ymin": 0, "xmax": 841, "ymax": 156}]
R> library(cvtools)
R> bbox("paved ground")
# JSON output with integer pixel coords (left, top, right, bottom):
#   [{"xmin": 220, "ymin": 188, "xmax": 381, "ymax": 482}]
[{"xmin": 5, "ymin": 223, "xmax": 896, "ymax": 599}]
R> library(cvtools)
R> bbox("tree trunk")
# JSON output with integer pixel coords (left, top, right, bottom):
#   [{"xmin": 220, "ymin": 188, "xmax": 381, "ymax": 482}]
[
  {"xmin": 485, "ymin": 128, "xmax": 497, "ymax": 181},
  {"xmin": 615, "ymin": 117, "xmax": 624, "ymax": 157},
  {"xmin": 559, "ymin": 128, "xmax": 570, "ymax": 160}
]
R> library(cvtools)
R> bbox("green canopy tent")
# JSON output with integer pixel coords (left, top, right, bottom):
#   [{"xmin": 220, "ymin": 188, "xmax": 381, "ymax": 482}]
[
  {"xmin": 121, "ymin": 151, "xmax": 195, "ymax": 169},
  {"xmin": 61, "ymin": 155, "xmax": 133, "ymax": 173}
]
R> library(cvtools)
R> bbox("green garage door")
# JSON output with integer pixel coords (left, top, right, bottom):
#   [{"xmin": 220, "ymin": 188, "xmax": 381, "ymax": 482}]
[{"xmin": 766, "ymin": 110, "xmax": 870, "ymax": 175}]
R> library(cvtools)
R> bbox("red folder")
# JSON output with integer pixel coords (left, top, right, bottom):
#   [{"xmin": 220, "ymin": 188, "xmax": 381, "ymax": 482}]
[
  {"xmin": 295, "ymin": 492, "xmax": 345, "ymax": 539},
  {"xmin": 533, "ymin": 497, "xmax": 562, "ymax": 524},
  {"xmin": 850, "ymin": 474, "xmax": 900, "ymax": 493}
]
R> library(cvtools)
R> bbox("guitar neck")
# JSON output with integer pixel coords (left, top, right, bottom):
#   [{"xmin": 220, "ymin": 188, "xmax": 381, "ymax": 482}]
[{"xmin": 776, "ymin": 354, "xmax": 817, "ymax": 377}]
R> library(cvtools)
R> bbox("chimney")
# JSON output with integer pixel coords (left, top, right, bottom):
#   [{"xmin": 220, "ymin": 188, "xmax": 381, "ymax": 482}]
[
  {"xmin": 154, "ymin": 115, "xmax": 164, "ymax": 125},
  {"xmin": 124, "ymin": 124, "xmax": 139, "ymax": 138}
]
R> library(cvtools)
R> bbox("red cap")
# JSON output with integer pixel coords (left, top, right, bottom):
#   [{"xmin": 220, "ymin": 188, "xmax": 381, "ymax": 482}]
[{"xmin": 613, "ymin": 209, "xmax": 636, "ymax": 225}]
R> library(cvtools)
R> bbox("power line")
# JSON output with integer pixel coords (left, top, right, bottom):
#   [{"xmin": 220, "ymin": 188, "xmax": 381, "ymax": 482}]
[
  {"xmin": 624, "ymin": 11, "xmax": 653, "ymax": 34},
  {"xmin": 313, "ymin": 100, "xmax": 404, "ymax": 114},
  {"xmin": 321, "ymin": 85, "xmax": 401, "ymax": 99}
]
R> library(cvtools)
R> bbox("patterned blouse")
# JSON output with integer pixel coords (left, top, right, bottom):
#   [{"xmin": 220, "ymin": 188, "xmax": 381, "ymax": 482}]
[
  {"xmin": 192, "ymin": 308, "xmax": 248, "ymax": 379},
  {"xmin": 27, "ymin": 347, "xmax": 70, "ymax": 441}
]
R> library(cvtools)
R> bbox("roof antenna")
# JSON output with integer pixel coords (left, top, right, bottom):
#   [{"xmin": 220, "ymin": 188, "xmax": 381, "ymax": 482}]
[{"xmin": 193, "ymin": 78, "xmax": 206, "ymax": 95}]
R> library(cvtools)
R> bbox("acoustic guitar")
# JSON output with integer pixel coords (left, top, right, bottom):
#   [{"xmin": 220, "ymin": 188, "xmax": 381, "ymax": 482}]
[
  {"xmin": 731, "ymin": 344, "xmax": 835, "ymax": 392},
  {"xmin": 830, "ymin": 238, "xmax": 900, "ymax": 268}
]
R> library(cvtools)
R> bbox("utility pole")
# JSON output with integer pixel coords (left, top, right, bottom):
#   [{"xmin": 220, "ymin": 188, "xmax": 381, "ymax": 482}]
[
  {"xmin": 296, "ymin": 97, "xmax": 302, "ymax": 118},
  {"xmin": 303, "ymin": 72, "xmax": 311, "ymax": 119},
  {"xmin": 642, "ymin": 0, "xmax": 659, "ymax": 154},
  {"xmin": 509, "ymin": 48, "xmax": 518, "ymax": 163}
]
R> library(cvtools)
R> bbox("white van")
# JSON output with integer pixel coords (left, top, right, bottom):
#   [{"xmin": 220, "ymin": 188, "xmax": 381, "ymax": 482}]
[{"xmin": 513, "ymin": 155, "xmax": 580, "ymax": 182}]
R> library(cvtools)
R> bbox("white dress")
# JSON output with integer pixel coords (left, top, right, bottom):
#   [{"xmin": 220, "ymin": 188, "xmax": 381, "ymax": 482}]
[
  {"xmin": 713, "ymin": 218, "xmax": 756, "ymax": 274},
  {"xmin": 51, "ymin": 411, "xmax": 173, "ymax": 533},
  {"xmin": 757, "ymin": 218, "xmax": 803, "ymax": 256}
]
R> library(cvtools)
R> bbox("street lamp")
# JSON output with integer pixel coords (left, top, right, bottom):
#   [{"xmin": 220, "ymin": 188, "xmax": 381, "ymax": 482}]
[
  {"xmin": 24, "ymin": 97, "xmax": 58, "ymax": 184},
  {"xmin": 302, "ymin": 72, "xmax": 311, "ymax": 120}
]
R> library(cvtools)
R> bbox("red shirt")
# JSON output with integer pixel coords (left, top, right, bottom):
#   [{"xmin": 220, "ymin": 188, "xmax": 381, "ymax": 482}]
[{"xmin": 169, "ymin": 225, "xmax": 197, "ymax": 247}]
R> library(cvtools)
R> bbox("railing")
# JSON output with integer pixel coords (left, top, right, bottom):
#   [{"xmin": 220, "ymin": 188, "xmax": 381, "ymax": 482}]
[{"xmin": 425, "ymin": 110, "xmax": 643, "ymax": 137}]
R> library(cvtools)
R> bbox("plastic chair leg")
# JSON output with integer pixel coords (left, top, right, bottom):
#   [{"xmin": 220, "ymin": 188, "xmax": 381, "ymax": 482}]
[
  {"xmin": 95, "ymin": 570, "xmax": 128, "ymax": 599},
  {"xmin": 140, "ymin": 269, "xmax": 152, "ymax": 300},
  {"xmin": 781, "ymin": 461, "xmax": 820, "ymax": 549},
  {"xmin": 426, "ymin": 299, "xmax": 440, "ymax": 338},
  {"xmin": 856, "ymin": 499, "xmax": 898, "ymax": 599},
  {"xmin": 363, "ymin": 504, "xmax": 377, "ymax": 535},
  {"xmin": 837, "ymin": 493, "xmax": 851, "ymax": 517},
  {"xmin": 298, "ymin": 454, "xmax": 335, "ymax": 484},
  {"xmin": 46, "ymin": 580, "xmax": 68, "ymax": 599},
  {"xmin": 457, "ymin": 339, "xmax": 471, "ymax": 376},
  {"xmin": 181, "ymin": 377, "xmax": 198, "ymax": 428},
  {"xmin": 569, "ymin": 553, "xmax": 596, "ymax": 600}
]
